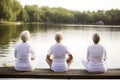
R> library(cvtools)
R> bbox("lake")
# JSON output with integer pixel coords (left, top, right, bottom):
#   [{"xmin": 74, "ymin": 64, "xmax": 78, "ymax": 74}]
[{"xmin": 0, "ymin": 24, "xmax": 120, "ymax": 69}]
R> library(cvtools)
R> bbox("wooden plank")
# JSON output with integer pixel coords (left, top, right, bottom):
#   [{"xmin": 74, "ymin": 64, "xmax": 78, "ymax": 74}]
[{"xmin": 0, "ymin": 67, "xmax": 120, "ymax": 79}]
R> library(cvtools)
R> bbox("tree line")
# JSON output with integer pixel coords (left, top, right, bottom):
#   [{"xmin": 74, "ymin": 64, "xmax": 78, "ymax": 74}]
[{"xmin": 0, "ymin": 0, "xmax": 120, "ymax": 25}]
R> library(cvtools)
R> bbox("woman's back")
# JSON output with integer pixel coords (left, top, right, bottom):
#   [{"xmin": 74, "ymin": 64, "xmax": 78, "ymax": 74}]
[
  {"xmin": 15, "ymin": 43, "xmax": 31, "ymax": 63},
  {"xmin": 88, "ymin": 44, "xmax": 105, "ymax": 64},
  {"xmin": 46, "ymin": 32, "xmax": 73, "ymax": 72},
  {"xmin": 51, "ymin": 43, "xmax": 68, "ymax": 61},
  {"xmin": 14, "ymin": 30, "xmax": 36, "ymax": 71},
  {"xmin": 82, "ymin": 33, "xmax": 107, "ymax": 73}
]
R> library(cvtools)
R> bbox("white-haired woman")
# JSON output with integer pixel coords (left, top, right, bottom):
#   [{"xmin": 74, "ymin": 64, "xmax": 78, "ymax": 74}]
[
  {"xmin": 46, "ymin": 32, "xmax": 73, "ymax": 72},
  {"xmin": 14, "ymin": 30, "xmax": 37, "ymax": 71},
  {"xmin": 82, "ymin": 33, "xmax": 107, "ymax": 73}
]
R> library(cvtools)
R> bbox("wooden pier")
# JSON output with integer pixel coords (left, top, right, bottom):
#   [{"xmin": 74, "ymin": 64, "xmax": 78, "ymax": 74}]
[{"xmin": 0, "ymin": 67, "xmax": 120, "ymax": 79}]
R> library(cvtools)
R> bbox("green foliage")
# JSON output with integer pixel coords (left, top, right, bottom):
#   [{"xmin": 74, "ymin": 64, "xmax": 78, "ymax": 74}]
[
  {"xmin": 17, "ymin": 8, "xmax": 29, "ymax": 22},
  {"xmin": 106, "ymin": 9, "xmax": 120, "ymax": 25},
  {"xmin": 24, "ymin": 5, "xmax": 40, "ymax": 22},
  {"xmin": 0, "ymin": 0, "xmax": 120, "ymax": 25},
  {"xmin": 0, "ymin": 0, "xmax": 22, "ymax": 21}
]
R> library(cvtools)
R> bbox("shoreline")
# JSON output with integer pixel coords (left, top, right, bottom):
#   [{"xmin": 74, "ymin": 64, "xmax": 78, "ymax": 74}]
[
  {"xmin": 0, "ymin": 21, "xmax": 45, "ymax": 25},
  {"xmin": 0, "ymin": 21, "xmax": 23, "ymax": 25},
  {"xmin": 0, "ymin": 22, "xmax": 120, "ymax": 27}
]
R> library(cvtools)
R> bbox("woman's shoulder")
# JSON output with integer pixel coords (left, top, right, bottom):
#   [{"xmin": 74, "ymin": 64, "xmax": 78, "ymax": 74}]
[
  {"xmin": 88, "ymin": 44, "xmax": 94, "ymax": 48},
  {"xmin": 15, "ymin": 42, "xmax": 23, "ymax": 48},
  {"xmin": 52, "ymin": 43, "xmax": 67, "ymax": 49},
  {"xmin": 97, "ymin": 44, "xmax": 105, "ymax": 48},
  {"xmin": 59, "ymin": 43, "xmax": 68, "ymax": 48},
  {"xmin": 20, "ymin": 42, "xmax": 32, "ymax": 48},
  {"xmin": 88, "ymin": 44, "xmax": 104, "ymax": 49}
]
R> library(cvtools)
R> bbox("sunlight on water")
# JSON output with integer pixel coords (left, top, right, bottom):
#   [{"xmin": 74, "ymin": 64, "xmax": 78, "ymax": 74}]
[{"xmin": 0, "ymin": 24, "xmax": 120, "ymax": 69}]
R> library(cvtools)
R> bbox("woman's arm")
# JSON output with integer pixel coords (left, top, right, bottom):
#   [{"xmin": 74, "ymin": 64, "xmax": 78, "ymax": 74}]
[
  {"xmin": 31, "ymin": 53, "xmax": 35, "ymax": 60},
  {"xmin": 66, "ymin": 54, "xmax": 73, "ymax": 66},
  {"xmin": 104, "ymin": 49, "xmax": 107, "ymax": 61},
  {"xmin": 15, "ymin": 51, "xmax": 17, "ymax": 58},
  {"xmin": 87, "ymin": 50, "xmax": 90, "ymax": 61},
  {"xmin": 46, "ymin": 54, "xmax": 52, "ymax": 67},
  {"xmin": 30, "ymin": 47, "xmax": 36, "ymax": 60},
  {"xmin": 46, "ymin": 46, "xmax": 53, "ymax": 67},
  {"xmin": 67, "ymin": 54, "xmax": 73, "ymax": 62},
  {"xmin": 46, "ymin": 55, "xmax": 52, "ymax": 62},
  {"xmin": 15, "ymin": 48, "xmax": 17, "ymax": 58}
]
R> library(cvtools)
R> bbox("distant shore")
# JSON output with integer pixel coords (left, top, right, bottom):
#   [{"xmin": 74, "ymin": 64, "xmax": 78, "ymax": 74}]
[
  {"xmin": 0, "ymin": 22, "xmax": 120, "ymax": 28},
  {"xmin": 0, "ymin": 21, "xmax": 46, "ymax": 25},
  {"xmin": 0, "ymin": 21, "xmax": 23, "ymax": 25}
]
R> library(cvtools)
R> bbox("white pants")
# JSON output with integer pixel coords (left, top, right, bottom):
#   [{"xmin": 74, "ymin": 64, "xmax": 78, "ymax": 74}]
[
  {"xmin": 15, "ymin": 55, "xmax": 40, "ymax": 71},
  {"xmin": 82, "ymin": 60, "xmax": 107, "ymax": 73},
  {"xmin": 15, "ymin": 62, "xmax": 35, "ymax": 71},
  {"xmin": 51, "ymin": 61, "xmax": 68, "ymax": 72}
]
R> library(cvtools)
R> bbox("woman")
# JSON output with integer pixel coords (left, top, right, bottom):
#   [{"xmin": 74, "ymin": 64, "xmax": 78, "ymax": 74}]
[
  {"xmin": 46, "ymin": 32, "xmax": 73, "ymax": 72},
  {"xmin": 82, "ymin": 33, "xmax": 107, "ymax": 73},
  {"xmin": 14, "ymin": 30, "xmax": 38, "ymax": 71}
]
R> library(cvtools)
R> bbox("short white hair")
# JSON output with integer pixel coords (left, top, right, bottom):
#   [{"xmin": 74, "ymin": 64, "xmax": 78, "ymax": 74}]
[
  {"xmin": 20, "ymin": 30, "xmax": 30, "ymax": 42},
  {"xmin": 55, "ymin": 32, "xmax": 63, "ymax": 42}
]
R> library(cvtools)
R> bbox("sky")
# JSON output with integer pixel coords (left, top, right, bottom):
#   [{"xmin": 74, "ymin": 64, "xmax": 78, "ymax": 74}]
[{"xmin": 18, "ymin": 0, "xmax": 120, "ymax": 11}]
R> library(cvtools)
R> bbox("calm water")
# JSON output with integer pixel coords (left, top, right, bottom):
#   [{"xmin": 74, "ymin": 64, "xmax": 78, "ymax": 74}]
[{"xmin": 0, "ymin": 24, "xmax": 120, "ymax": 69}]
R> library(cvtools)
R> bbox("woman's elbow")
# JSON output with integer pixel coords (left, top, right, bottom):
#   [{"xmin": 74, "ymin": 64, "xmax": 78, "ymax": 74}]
[
  {"xmin": 69, "ymin": 54, "xmax": 73, "ymax": 61},
  {"xmin": 46, "ymin": 55, "xmax": 51, "ymax": 61}
]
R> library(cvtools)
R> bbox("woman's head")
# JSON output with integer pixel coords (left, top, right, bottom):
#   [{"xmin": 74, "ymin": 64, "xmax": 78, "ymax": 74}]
[
  {"xmin": 92, "ymin": 33, "xmax": 100, "ymax": 44},
  {"xmin": 55, "ymin": 32, "xmax": 63, "ymax": 43},
  {"xmin": 20, "ymin": 30, "xmax": 30, "ymax": 42}
]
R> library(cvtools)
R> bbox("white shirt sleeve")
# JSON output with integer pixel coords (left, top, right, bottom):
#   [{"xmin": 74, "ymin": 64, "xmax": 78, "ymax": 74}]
[
  {"xmin": 103, "ymin": 48, "xmax": 107, "ymax": 60},
  {"xmin": 30, "ymin": 47, "xmax": 36, "ymax": 59},
  {"xmin": 47, "ymin": 46, "xmax": 53, "ymax": 55},
  {"xmin": 14, "ymin": 44, "xmax": 19, "ymax": 58},
  {"xmin": 87, "ymin": 47, "xmax": 90, "ymax": 61},
  {"xmin": 15, "ymin": 47, "xmax": 17, "ymax": 58},
  {"xmin": 65, "ymin": 46, "xmax": 71, "ymax": 55}
]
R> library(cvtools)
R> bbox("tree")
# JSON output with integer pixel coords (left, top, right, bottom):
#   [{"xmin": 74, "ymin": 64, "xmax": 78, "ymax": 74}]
[
  {"xmin": 1, "ymin": 1, "xmax": 120, "ymax": 25},
  {"xmin": 11, "ymin": 0, "xmax": 22, "ymax": 21},
  {"xmin": 17, "ymin": 8, "xmax": 29, "ymax": 22},
  {"xmin": 24, "ymin": 5, "xmax": 40, "ymax": 22},
  {"xmin": 106, "ymin": 9, "xmax": 120, "ymax": 25},
  {"xmin": 0, "ymin": 0, "xmax": 22, "ymax": 21},
  {"xmin": 0, "ymin": 0, "xmax": 13, "ymax": 21}
]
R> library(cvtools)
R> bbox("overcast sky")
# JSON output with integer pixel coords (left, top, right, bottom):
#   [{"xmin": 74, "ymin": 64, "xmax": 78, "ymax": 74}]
[{"xmin": 18, "ymin": 0, "xmax": 120, "ymax": 11}]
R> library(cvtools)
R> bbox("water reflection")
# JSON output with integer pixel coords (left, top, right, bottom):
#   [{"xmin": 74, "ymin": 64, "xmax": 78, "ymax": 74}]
[
  {"xmin": 0, "ymin": 24, "xmax": 120, "ymax": 68},
  {"xmin": 0, "ymin": 24, "xmax": 120, "ymax": 46}
]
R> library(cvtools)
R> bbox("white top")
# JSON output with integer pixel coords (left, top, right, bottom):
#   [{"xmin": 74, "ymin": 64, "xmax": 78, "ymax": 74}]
[
  {"xmin": 87, "ymin": 44, "xmax": 107, "ymax": 65},
  {"xmin": 14, "ymin": 42, "xmax": 36, "ymax": 71},
  {"xmin": 48, "ymin": 43, "xmax": 70, "ymax": 72}
]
